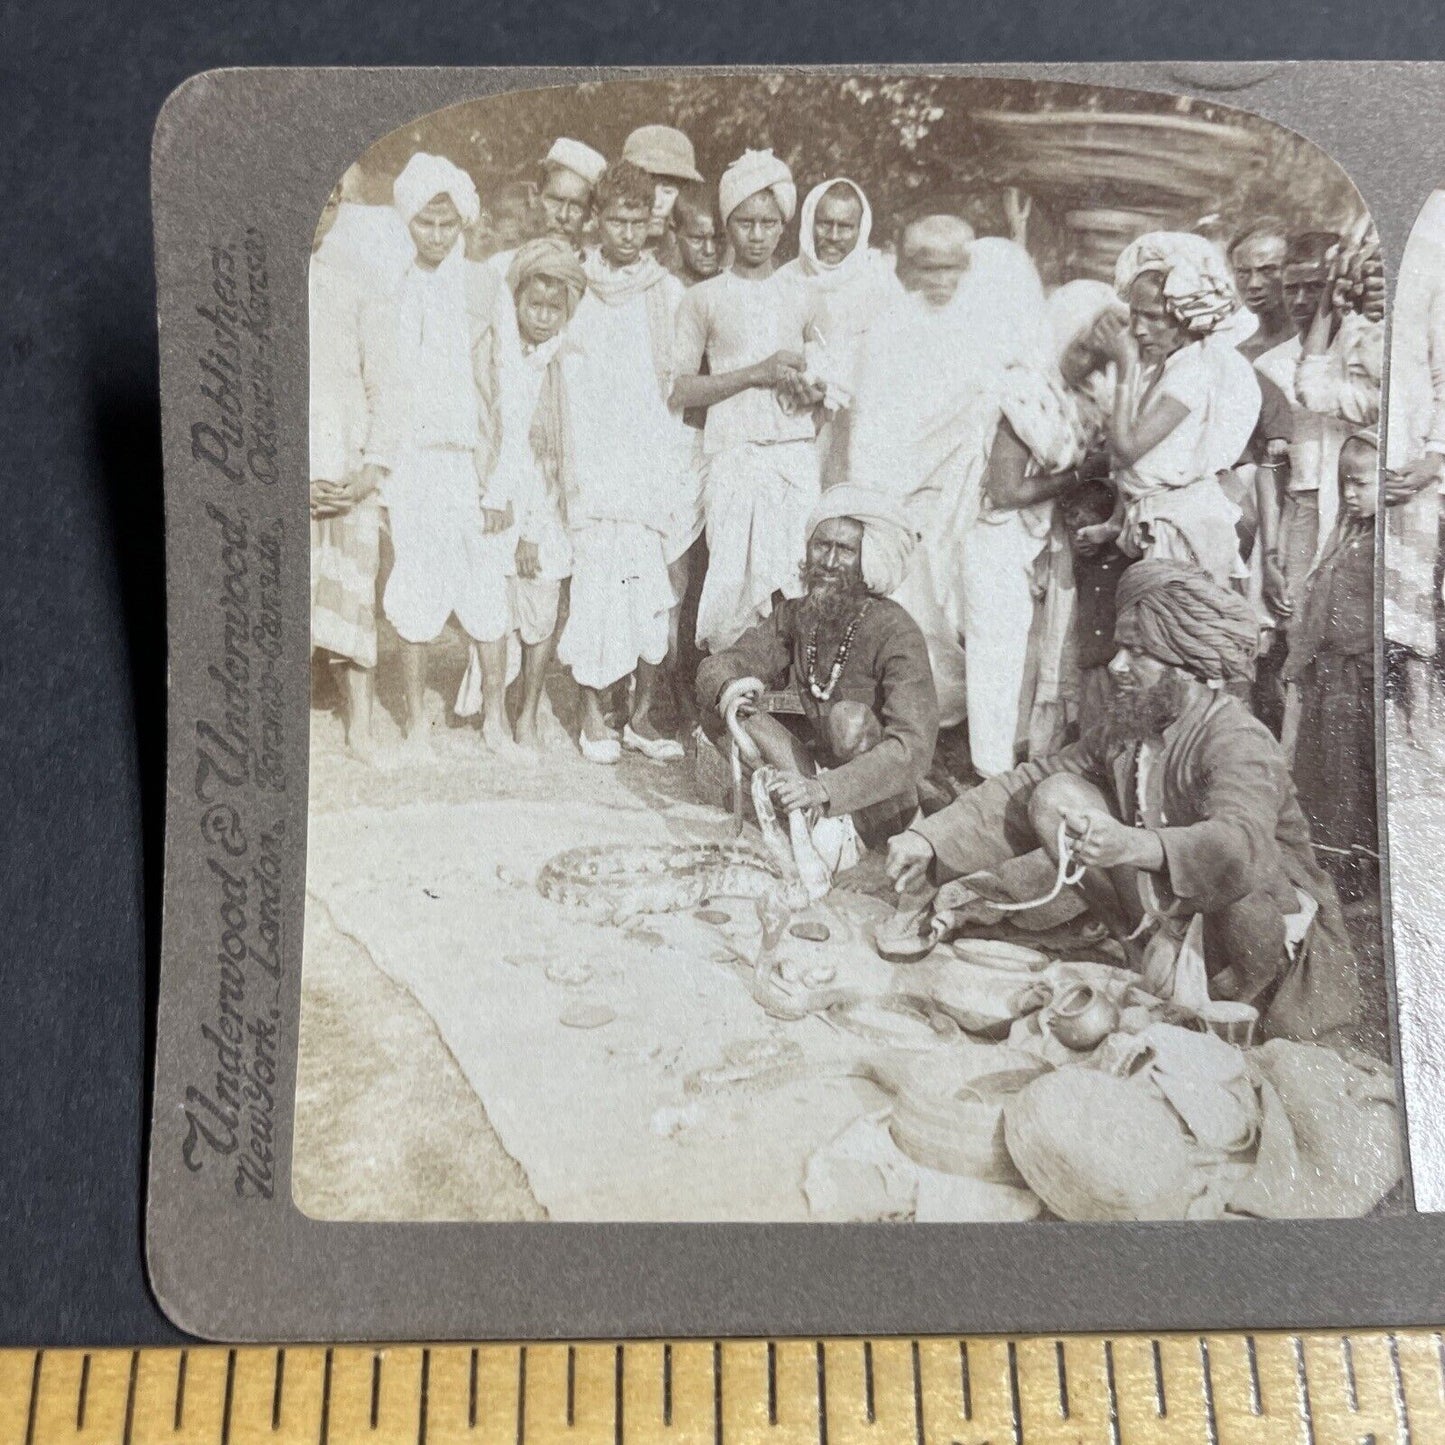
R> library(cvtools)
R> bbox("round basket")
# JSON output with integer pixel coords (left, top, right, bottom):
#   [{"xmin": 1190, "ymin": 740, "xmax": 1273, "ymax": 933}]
[
  {"xmin": 890, "ymin": 1051, "xmax": 1050, "ymax": 1184},
  {"xmin": 1003, "ymin": 1069, "xmax": 1205, "ymax": 1221}
]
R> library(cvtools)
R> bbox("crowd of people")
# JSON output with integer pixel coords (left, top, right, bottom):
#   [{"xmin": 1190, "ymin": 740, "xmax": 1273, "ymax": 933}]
[{"xmin": 310, "ymin": 119, "xmax": 1422, "ymax": 1050}]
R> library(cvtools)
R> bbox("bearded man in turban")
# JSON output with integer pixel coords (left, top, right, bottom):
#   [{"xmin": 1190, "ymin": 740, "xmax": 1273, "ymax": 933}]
[
  {"xmin": 696, "ymin": 486, "xmax": 938, "ymax": 852},
  {"xmin": 886, "ymin": 560, "xmax": 1362, "ymax": 1046}
]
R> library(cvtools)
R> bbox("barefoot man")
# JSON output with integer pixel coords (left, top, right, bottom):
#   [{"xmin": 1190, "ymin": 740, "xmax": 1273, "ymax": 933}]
[
  {"xmin": 475, "ymin": 236, "xmax": 588, "ymax": 752},
  {"xmin": 555, "ymin": 161, "xmax": 690, "ymax": 763},
  {"xmin": 885, "ymin": 560, "xmax": 1361, "ymax": 1044},
  {"xmin": 360, "ymin": 153, "xmax": 509, "ymax": 752},
  {"xmin": 672, "ymin": 149, "xmax": 825, "ymax": 652}
]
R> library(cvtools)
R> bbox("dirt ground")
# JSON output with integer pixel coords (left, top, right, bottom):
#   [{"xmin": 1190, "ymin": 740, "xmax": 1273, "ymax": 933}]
[{"xmin": 293, "ymin": 893, "xmax": 543, "ymax": 1221}]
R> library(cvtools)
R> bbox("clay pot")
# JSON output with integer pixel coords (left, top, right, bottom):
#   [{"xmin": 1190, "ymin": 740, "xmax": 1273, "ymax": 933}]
[
  {"xmin": 1048, "ymin": 982, "xmax": 1120, "ymax": 1051},
  {"xmin": 1197, "ymin": 999, "xmax": 1259, "ymax": 1048}
]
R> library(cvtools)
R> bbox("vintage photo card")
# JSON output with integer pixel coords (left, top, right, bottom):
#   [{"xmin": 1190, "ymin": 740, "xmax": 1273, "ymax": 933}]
[{"xmin": 149, "ymin": 64, "xmax": 1445, "ymax": 1342}]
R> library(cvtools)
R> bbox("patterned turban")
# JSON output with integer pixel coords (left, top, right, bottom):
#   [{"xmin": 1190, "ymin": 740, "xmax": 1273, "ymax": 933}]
[
  {"xmin": 1114, "ymin": 560, "xmax": 1259, "ymax": 684},
  {"xmin": 1114, "ymin": 230, "xmax": 1241, "ymax": 337},
  {"xmin": 506, "ymin": 235, "xmax": 587, "ymax": 318},
  {"xmin": 807, "ymin": 485, "xmax": 917, "ymax": 598},
  {"xmin": 391, "ymin": 152, "xmax": 481, "ymax": 227}
]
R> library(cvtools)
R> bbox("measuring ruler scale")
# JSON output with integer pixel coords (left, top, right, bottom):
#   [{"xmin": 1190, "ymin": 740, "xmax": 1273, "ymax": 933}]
[{"xmin": 5, "ymin": 1333, "xmax": 1445, "ymax": 1445}]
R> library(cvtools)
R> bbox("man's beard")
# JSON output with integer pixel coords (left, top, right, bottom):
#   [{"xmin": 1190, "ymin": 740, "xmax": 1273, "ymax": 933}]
[
  {"xmin": 1102, "ymin": 669, "xmax": 1190, "ymax": 748},
  {"xmin": 799, "ymin": 564, "xmax": 869, "ymax": 630}
]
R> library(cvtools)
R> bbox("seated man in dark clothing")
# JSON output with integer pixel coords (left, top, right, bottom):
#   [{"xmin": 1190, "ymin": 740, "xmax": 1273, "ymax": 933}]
[
  {"xmin": 885, "ymin": 560, "xmax": 1361, "ymax": 1045},
  {"xmin": 696, "ymin": 486, "xmax": 939, "ymax": 852}
]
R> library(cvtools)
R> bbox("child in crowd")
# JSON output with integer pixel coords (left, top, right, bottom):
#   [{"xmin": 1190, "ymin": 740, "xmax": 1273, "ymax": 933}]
[
  {"xmin": 467, "ymin": 236, "xmax": 588, "ymax": 753},
  {"xmin": 1059, "ymin": 477, "xmax": 1129, "ymax": 739},
  {"xmin": 1284, "ymin": 429, "xmax": 1380, "ymax": 901},
  {"xmin": 666, "ymin": 182, "xmax": 723, "ymax": 287}
]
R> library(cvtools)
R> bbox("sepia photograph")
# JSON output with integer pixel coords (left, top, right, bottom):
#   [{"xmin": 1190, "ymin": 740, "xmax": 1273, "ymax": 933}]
[{"xmin": 292, "ymin": 73, "xmax": 1404, "ymax": 1225}]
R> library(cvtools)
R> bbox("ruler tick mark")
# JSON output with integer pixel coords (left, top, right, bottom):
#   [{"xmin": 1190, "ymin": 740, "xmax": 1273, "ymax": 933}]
[
  {"xmin": 1388, "ymin": 1333, "xmax": 1413, "ymax": 1444},
  {"xmin": 615, "ymin": 1347, "xmax": 625, "ymax": 1445},
  {"xmin": 319, "ymin": 1348, "xmax": 333, "ymax": 1445},
  {"xmin": 274, "ymin": 1348, "xmax": 287, "ymax": 1430},
  {"xmin": 910, "ymin": 1341, "xmax": 923, "ymax": 1445},
  {"xmin": 222, "ymin": 1349, "xmax": 237, "ymax": 1445},
  {"xmin": 1006, "ymin": 1342, "xmax": 1021, "ymax": 1445},
  {"xmin": 1341, "ymin": 1335, "xmax": 1359, "ymax": 1412},
  {"xmin": 418, "ymin": 1348, "xmax": 431, "ymax": 1445},
  {"xmin": 1292, "ymin": 1336, "xmax": 1316, "ymax": 1445},
  {"xmin": 469, "ymin": 1348, "xmax": 479, "ymax": 1430},
  {"xmin": 1055, "ymin": 1340, "xmax": 1068, "ymax": 1419},
  {"xmin": 517, "ymin": 1347, "xmax": 528, "ymax": 1445},
  {"xmin": 958, "ymin": 1341, "xmax": 972, "ymax": 1421},
  {"xmin": 372, "ymin": 1352, "xmax": 383, "ymax": 1431},
  {"xmin": 1151, "ymin": 1339, "xmax": 1166, "ymax": 1416},
  {"xmin": 123, "ymin": 1350, "xmax": 139, "ymax": 1445},
  {"xmin": 1103, "ymin": 1341, "xmax": 1120, "ymax": 1445},
  {"xmin": 1435, "ymin": 1331, "xmax": 1445, "ymax": 1407},
  {"xmin": 1245, "ymin": 1336, "xmax": 1262, "ymax": 1415},
  {"xmin": 815, "ymin": 1342, "xmax": 828, "ymax": 1445},
  {"xmin": 864, "ymin": 1341, "xmax": 875, "ymax": 1424},
  {"xmin": 175, "ymin": 1350, "xmax": 188, "ymax": 1431},
  {"xmin": 567, "ymin": 1346, "xmax": 576, "ymax": 1426},
  {"xmin": 712, "ymin": 1342, "xmax": 722, "ymax": 1445},
  {"xmin": 662, "ymin": 1343, "xmax": 672, "ymax": 1428},
  {"xmin": 767, "ymin": 1342, "xmax": 777, "ymax": 1426},
  {"xmin": 24, "ymin": 1350, "xmax": 42, "ymax": 1445},
  {"xmin": 1199, "ymin": 1339, "xmax": 1219, "ymax": 1445},
  {"xmin": 77, "ymin": 1352, "xmax": 91, "ymax": 1432}
]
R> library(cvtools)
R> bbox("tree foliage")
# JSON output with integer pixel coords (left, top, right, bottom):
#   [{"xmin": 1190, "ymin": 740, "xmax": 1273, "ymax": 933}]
[{"xmin": 355, "ymin": 74, "xmax": 1369, "ymax": 278}]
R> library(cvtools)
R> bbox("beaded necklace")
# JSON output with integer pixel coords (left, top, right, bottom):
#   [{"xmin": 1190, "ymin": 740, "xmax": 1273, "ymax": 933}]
[{"xmin": 804, "ymin": 600, "xmax": 870, "ymax": 702}]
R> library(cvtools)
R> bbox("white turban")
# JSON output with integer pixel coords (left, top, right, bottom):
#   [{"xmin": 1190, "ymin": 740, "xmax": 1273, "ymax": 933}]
[
  {"xmin": 1045, "ymin": 279, "xmax": 1124, "ymax": 365},
  {"xmin": 544, "ymin": 136, "xmax": 607, "ymax": 188},
  {"xmin": 392, "ymin": 152, "xmax": 481, "ymax": 227},
  {"xmin": 718, "ymin": 149, "xmax": 797, "ymax": 227},
  {"xmin": 807, "ymin": 485, "xmax": 917, "ymax": 598},
  {"xmin": 1113, "ymin": 230, "xmax": 1240, "ymax": 336}
]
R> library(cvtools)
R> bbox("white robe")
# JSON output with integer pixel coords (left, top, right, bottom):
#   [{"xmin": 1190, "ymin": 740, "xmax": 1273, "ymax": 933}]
[
  {"xmin": 850, "ymin": 294, "xmax": 1000, "ymax": 728},
  {"xmin": 674, "ymin": 270, "xmax": 822, "ymax": 650},
  {"xmin": 554, "ymin": 275, "xmax": 679, "ymax": 690}
]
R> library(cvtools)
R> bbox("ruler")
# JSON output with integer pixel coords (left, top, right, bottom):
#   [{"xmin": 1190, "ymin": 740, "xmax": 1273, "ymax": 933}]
[{"xmin": 3, "ymin": 1333, "xmax": 1444, "ymax": 1445}]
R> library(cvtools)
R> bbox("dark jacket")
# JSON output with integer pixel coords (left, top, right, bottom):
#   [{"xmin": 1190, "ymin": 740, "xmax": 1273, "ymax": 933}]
[
  {"xmin": 696, "ymin": 596, "xmax": 938, "ymax": 817},
  {"xmin": 913, "ymin": 691, "xmax": 1360, "ymax": 1042}
]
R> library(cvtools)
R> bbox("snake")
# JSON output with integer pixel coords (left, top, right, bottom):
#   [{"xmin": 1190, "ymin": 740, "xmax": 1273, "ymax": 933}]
[
  {"xmin": 536, "ymin": 689, "xmax": 818, "ymax": 927},
  {"xmin": 535, "ymin": 841, "xmax": 806, "ymax": 926}
]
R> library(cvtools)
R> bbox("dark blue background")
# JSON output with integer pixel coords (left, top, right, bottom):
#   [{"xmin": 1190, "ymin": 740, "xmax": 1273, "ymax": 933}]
[{"xmin": 3, "ymin": 0, "xmax": 1441, "ymax": 1346}]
